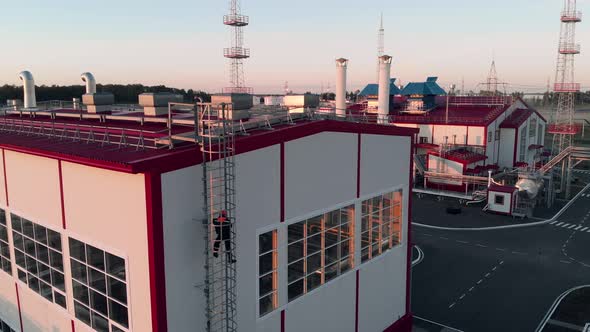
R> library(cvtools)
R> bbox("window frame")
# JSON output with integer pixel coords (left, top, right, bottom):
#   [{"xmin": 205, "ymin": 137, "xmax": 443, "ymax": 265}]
[
  {"xmin": 0, "ymin": 209, "xmax": 12, "ymax": 276},
  {"xmin": 519, "ymin": 125, "xmax": 528, "ymax": 162},
  {"xmin": 494, "ymin": 195, "xmax": 505, "ymax": 205},
  {"xmin": 360, "ymin": 189, "xmax": 404, "ymax": 264},
  {"xmin": 67, "ymin": 234, "xmax": 132, "ymax": 332},
  {"xmin": 257, "ymin": 229, "xmax": 278, "ymax": 317},
  {"xmin": 280, "ymin": 200, "xmax": 356, "ymax": 307},
  {"xmin": 10, "ymin": 212, "xmax": 67, "ymax": 310}
]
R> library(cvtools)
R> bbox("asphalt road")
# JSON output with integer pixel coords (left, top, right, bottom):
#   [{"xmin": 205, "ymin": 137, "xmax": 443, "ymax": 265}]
[{"xmin": 411, "ymin": 186, "xmax": 590, "ymax": 332}]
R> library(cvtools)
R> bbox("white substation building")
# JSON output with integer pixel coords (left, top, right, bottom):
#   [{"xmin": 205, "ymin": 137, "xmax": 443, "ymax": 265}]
[{"xmin": 0, "ymin": 69, "xmax": 416, "ymax": 331}]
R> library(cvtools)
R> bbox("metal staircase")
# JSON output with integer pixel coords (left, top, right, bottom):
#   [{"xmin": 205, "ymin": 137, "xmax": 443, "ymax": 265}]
[{"xmin": 199, "ymin": 103, "xmax": 238, "ymax": 332}]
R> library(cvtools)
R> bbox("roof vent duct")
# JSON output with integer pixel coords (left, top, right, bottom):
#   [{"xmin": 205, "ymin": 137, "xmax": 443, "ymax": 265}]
[
  {"xmin": 81, "ymin": 72, "xmax": 97, "ymax": 94},
  {"xmin": 377, "ymin": 55, "xmax": 392, "ymax": 124},
  {"xmin": 335, "ymin": 58, "xmax": 349, "ymax": 118},
  {"xmin": 18, "ymin": 71, "xmax": 37, "ymax": 109}
]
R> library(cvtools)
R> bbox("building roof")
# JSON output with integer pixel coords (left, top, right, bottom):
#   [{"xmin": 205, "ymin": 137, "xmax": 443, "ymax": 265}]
[
  {"xmin": 429, "ymin": 148, "xmax": 487, "ymax": 165},
  {"xmin": 488, "ymin": 184, "xmax": 517, "ymax": 194},
  {"xmin": 359, "ymin": 79, "xmax": 401, "ymax": 97},
  {"xmin": 499, "ymin": 108, "xmax": 547, "ymax": 129},
  {"xmin": 0, "ymin": 112, "xmax": 417, "ymax": 174},
  {"xmin": 400, "ymin": 77, "xmax": 447, "ymax": 96},
  {"xmin": 390, "ymin": 103, "xmax": 511, "ymax": 126}
]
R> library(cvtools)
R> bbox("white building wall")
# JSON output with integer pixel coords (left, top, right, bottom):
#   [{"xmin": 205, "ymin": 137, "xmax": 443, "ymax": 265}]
[
  {"xmin": 432, "ymin": 125, "xmax": 467, "ymax": 146},
  {"xmin": 0, "ymin": 273, "xmax": 20, "ymax": 331},
  {"xmin": 467, "ymin": 126, "xmax": 485, "ymax": 146},
  {"xmin": 498, "ymin": 129, "xmax": 516, "ymax": 168},
  {"xmin": 160, "ymin": 165, "xmax": 206, "ymax": 332},
  {"xmin": 427, "ymin": 155, "xmax": 463, "ymax": 185},
  {"xmin": 62, "ymin": 162, "xmax": 152, "ymax": 332},
  {"xmin": 488, "ymin": 192, "xmax": 512, "ymax": 214},
  {"xmin": 4, "ymin": 151, "xmax": 62, "ymax": 230},
  {"xmin": 0, "ymin": 151, "xmax": 6, "ymax": 207},
  {"xmin": 285, "ymin": 132, "xmax": 357, "ymax": 220}
]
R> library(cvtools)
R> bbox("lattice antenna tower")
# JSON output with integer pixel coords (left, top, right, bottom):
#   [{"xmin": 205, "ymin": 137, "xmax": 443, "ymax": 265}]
[
  {"xmin": 223, "ymin": 0, "xmax": 252, "ymax": 94},
  {"xmin": 486, "ymin": 59, "xmax": 499, "ymax": 95},
  {"xmin": 549, "ymin": 0, "xmax": 582, "ymax": 155},
  {"xmin": 377, "ymin": 13, "xmax": 385, "ymax": 81}
]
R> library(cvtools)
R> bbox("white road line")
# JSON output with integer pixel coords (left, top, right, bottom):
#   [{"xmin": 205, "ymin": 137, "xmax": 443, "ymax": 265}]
[
  {"xmin": 575, "ymin": 225, "xmax": 583, "ymax": 230},
  {"xmin": 456, "ymin": 240, "xmax": 469, "ymax": 244},
  {"xmin": 550, "ymin": 220, "xmax": 558, "ymax": 225},
  {"xmin": 556, "ymin": 222, "xmax": 565, "ymax": 226},
  {"xmin": 468, "ymin": 287, "xmax": 474, "ymax": 292},
  {"xmin": 500, "ymin": 261, "xmax": 504, "ymax": 265},
  {"xmin": 560, "ymin": 223, "xmax": 571, "ymax": 228},
  {"xmin": 459, "ymin": 294, "xmax": 466, "ymax": 300},
  {"xmin": 568, "ymin": 224, "xmax": 577, "ymax": 229},
  {"xmin": 492, "ymin": 266, "xmax": 497, "ymax": 271},
  {"xmin": 512, "ymin": 251, "xmax": 527, "ymax": 255},
  {"xmin": 560, "ymin": 260, "xmax": 572, "ymax": 264},
  {"xmin": 496, "ymin": 248, "xmax": 506, "ymax": 251},
  {"xmin": 582, "ymin": 227, "xmax": 589, "ymax": 232},
  {"xmin": 440, "ymin": 237, "xmax": 449, "ymax": 240},
  {"xmin": 449, "ymin": 302, "xmax": 456, "ymax": 309},
  {"xmin": 476, "ymin": 244, "xmax": 488, "ymax": 248},
  {"xmin": 477, "ymin": 279, "xmax": 483, "ymax": 285},
  {"xmin": 485, "ymin": 273, "xmax": 491, "ymax": 278}
]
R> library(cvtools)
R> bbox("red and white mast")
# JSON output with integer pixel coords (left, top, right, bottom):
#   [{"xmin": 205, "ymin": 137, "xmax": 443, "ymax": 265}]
[
  {"xmin": 223, "ymin": 0, "xmax": 252, "ymax": 94},
  {"xmin": 549, "ymin": 0, "xmax": 582, "ymax": 155}
]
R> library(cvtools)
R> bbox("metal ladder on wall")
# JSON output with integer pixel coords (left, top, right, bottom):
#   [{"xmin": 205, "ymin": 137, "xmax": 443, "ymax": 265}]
[{"xmin": 199, "ymin": 103, "xmax": 238, "ymax": 332}]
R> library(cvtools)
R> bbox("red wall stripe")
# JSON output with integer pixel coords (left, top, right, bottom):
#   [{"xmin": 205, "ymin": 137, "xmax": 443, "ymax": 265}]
[
  {"xmin": 15, "ymin": 283, "xmax": 23, "ymax": 332},
  {"xmin": 281, "ymin": 309, "xmax": 286, "ymax": 332},
  {"xmin": 2, "ymin": 149, "xmax": 8, "ymax": 207},
  {"xmin": 280, "ymin": 142, "xmax": 285, "ymax": 222},
  {"xmin": 355, "ymin": 270, "xmax": 360, "ymax": 332},
  {"xmin": 356, "ymin": 134, "xmax": 361, "ymax": 198},
  {"xmin": 58, "ymin": 160, "xmax": 66, "ymax": 229},
  {"xmin": 145, "ymin": 173, "xmax": 168, "ymax": 332},
  {"xmin": 71, "ymin": 320, "xmax": 76, "ymax": 332},
  {"xmin": 405, "ymin": 135, "xmax": 415, "ymax": 314}
]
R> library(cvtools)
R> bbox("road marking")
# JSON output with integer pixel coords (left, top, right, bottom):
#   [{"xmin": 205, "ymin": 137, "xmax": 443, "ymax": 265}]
[
  {"xmin": 485, "ymin": 273, "xmax": 491, "ymax": 278},
  {"xmin": 582, "ymin": 227, "xmax": 589, "ymax": 232},
  {"xmin": 575, "ymin": 225, "xmax": 583, "ymax": 231},
  {"xmin": 476, "ymin": 244, "xmax": 487, "ymax": 248},
  {"xmin": 468, "ymin": 287, "xmax": 474, "ymax": 292},
  {"xmin": 512, "ymin": 251, "xmax": 527, "ymax": 255},
  {"xmin": 492, "ymin": 266, "xmax": 497, "ymax": 271},
  {"xmin": 556, "ymin": 222, "xmax": 565, "ymax": 226},
  {"xmin": 560, "ymin": 223, "xmax": 571, "ymax": 228},
  {"xmin": 456, "ymin": 240, "xmax": 469, "ymax": 244},
  {"xmin": 568, "ymin": 224, "xmax": 577, "ymax": 229},
  {"xmin": 550, "ymin": 220, "xmax": 558, "ymax": 225},
  {"xmin": 500, "ymin": 261, "xmax": 504, "ymax": 265},
  {"xmin": 477, "ymin": 279, "xmax": 483, "ymax": 285},
  {"xmin": 459, "ymin": 294, "xmax": 466, "ymax": 300},
  {"xmin": 560, "ymin": 260, "xmax": 572, "ymax": 264},
  {"xmin": 449, "ymin": 302, "xmax": 456, "ymax": 309},
  {"xmin": 440, "ymin": 237, "xmax": 449, "ymax": 240},
  {"xmin": 496, "ymin": 248, "xmax": 506, "ymax": 252}
]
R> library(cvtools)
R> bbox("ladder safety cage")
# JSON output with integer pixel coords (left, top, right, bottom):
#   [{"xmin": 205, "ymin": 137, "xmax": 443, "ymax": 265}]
[{"xmin": 198, "ymin": 102, "xmax": 238, "ymax": 332}]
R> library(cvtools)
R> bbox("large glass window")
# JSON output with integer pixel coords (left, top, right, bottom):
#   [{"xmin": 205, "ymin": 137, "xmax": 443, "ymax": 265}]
[
  {"xmin": 537, "ymin": 123, "xmax": 543, "ymax": 145},
  {"xmin": 529, "ymin": 118, "xmax": 537, "ymax": 137},
  {"xmin": 0, "ymin": 317, "xmax": 15, "ymax": 332},
  {"xmin": 258, "ymin": 230, "xmax": 278, "ymax": 317},
  {"xmin": 287, "ymin": 205, "xmax": 355, "ymax": 302},
  {"xmin": 11, "ymin": 214, "xmax": 66, "ymax": 308},
  {"xmin": 0, "ymin": 210, "xmax": 12, "ymax": 275},
  {"xmin": 69, "ymin": 237, "xmax": 129, "ymax": 332},
  {"xmin": 361, "ymin": 190, "xmax": 403, "ymax": 263}
]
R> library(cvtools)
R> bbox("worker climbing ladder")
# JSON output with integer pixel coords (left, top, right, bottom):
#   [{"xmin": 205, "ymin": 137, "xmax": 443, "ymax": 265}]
[{"xmin": 199, "ymin": 103, "xmax": 238, "ymax": 332}]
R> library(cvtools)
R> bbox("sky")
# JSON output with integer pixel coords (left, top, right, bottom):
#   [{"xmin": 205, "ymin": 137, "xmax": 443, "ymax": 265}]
[{"xmin": 0, "ymin": 0, "xmax": 588, "ymax": 94}]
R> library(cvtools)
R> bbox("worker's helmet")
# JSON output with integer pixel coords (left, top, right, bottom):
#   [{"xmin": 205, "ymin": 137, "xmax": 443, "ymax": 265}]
[{"xmin": 220, "ymin": 210, "xmax": 228, "ymax": 217}]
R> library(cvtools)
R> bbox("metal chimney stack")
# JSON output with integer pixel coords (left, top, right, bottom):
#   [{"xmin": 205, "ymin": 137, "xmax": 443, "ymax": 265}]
[
  {"xmin": 378, "ymin": 55, "xmax": 392, "ymax": 124},
  {"xmin": 81, "ymin": 72, "xmax": 97, "ymax": 94},
  {"xmin": 18, "ymin": 71, "xmax": 37, "ymax": 109},
  {"xmin": 335, "ymin": 58, "xmax": 348, "ymax": 117}
]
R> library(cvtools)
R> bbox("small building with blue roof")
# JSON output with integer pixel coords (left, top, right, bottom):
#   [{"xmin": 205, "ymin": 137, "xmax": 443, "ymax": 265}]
[{"xmin": 400, "ymin": 77, "xmax": 446, "ymax": 114}]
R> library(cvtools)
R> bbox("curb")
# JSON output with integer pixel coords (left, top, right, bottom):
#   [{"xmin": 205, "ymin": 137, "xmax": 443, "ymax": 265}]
[
  {"xmin": 413, "ymin": 183, "xmax": 590, "ymax": 231},
  {"xmin": 535, "ymin": 285, "xmax": 590, "ymax": 332}
]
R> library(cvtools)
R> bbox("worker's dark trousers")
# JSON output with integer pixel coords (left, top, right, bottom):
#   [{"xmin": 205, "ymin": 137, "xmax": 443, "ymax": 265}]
[{"xmin": 213, "ymin": 231, "xmax": 233, "ymax": 259}]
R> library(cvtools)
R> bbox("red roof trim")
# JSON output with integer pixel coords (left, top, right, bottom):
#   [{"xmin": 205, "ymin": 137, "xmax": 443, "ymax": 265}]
[
  {"xmin": 429, "ymin": 150, "xmax": 487, "ymax": 165},
  {"xmin": 500, "ymin": 109, "xmax": 533, "ymax": 129},
  {"xmin": 488, "ymin": 184, "xmax": 517, "ymax": 193},
  {"xmin": 0, "ymin": 120, "xmax": 417, "ymax": 175}
]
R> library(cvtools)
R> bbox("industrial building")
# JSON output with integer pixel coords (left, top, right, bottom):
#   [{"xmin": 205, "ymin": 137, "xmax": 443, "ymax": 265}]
[{"xmin": 0, "ymin": 63, "xmax": 415, "ymax": 332}]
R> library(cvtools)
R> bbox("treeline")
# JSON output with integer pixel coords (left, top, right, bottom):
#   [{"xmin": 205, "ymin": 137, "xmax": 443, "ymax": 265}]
[{"xmin": 0, "ymin": 84, "xmax": 211, "ymax": 105}]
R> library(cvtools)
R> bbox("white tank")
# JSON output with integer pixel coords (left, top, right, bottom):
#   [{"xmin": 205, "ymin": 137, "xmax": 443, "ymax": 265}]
[
  {"xmin": 377, "ymin": 55, "xmax": 392, "ymax": 124},
  {"xmin": 18, "ymin": 71, "xmax": 37, "ymax": 109},
  {"xmin": 335, "ymin": 58, "xmax": 348, "ymax": 117},
  {"xmin": 81, "ymin": 72, "xmax": 97, "ymax": 94}
]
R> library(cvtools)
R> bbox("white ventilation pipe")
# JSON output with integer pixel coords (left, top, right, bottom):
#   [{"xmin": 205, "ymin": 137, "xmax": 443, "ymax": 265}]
[
  {"xmin": 378, "ymin": 55, "xmax": 392, "ymax": 124},
  {"xmin": 81, "ymin": 72, "xmax": 97, "ymax": 94},
  {"xmin": 18, "ymin": 71, "xmax": 37, "ymax": 109},
  {"xmin": 335, "ymin": 58, "xmax": 348, "ymax": 117}
]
